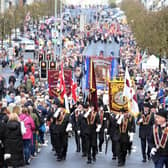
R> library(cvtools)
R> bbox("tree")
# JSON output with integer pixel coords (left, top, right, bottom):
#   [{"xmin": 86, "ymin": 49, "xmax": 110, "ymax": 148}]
[{"xmin": 121, "ymin": 0, "xmax": 168, "ymax": 58}]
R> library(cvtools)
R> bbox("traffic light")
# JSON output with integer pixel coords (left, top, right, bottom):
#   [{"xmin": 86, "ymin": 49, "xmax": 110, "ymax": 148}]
[
  {"xmin": 46, "ymin": 54, "xmax": 51, "ymax": 61},
  {"xmin": 49, "ymin": 61, "xmax": 56, "ymax": 70},
  {"xmin": 40, "ymin": 61, "xmax": 47, "ymax": 78},
  {"xmin": 38, "ymin": 53, "xmax": 44, "ymax": 62}
]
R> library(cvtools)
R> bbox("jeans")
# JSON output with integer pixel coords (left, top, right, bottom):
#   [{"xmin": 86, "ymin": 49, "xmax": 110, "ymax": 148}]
[
  {"xmin": 154, "ymin": 156, "xmax": 168, "ymax": 168},
  {"xmin": 31, "ymin": 133, "xmax": 36, "ymax": 156},
  {"xmin": 23, "ymin": 139, "xmax": 31, "ymax": 162}
]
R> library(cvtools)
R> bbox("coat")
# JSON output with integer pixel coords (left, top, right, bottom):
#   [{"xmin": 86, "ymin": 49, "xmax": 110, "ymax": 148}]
[
  {"xmin": 0, "ymin": 113, "xmax": 7, "ymax": 167},
  {"xmin": 19, "ymin": 114, "xmax": 35, "ymax": 140},
  {"xmin": 137, "ymin": 112, "xmax": 154, "ymax": 139},
  {"xmin": 4, "ymin": 120, "xmax": 24, "ymax": 167},
  {"xmin": 107, "ymin": 113, "xmax": 120, "ymax": 141}
]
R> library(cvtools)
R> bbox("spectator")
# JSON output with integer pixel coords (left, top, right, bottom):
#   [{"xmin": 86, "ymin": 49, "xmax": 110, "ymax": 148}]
[
  {"xmin": 4, "ymin": 113, "xmax": 24, "ymax": 167},
  {"xmin": 19, "ymin": 107, "xmax": 35, "ymax": 165},
  {"xmin": 26, "ymin": 76, "xmax": 33, "ymax": 93}
]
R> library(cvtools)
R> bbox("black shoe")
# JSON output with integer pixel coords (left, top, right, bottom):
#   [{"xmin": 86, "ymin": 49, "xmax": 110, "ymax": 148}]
[
  {"xmin": 118, "ymin": 162, "xmax": 125, "ymax": 167},
  {"xmin": 142, "ymin": 159, "xmax": 146, "ymax": 162},
  {"xmin": 112, "ymin": 156, "xmax": 117, "ymax": 160},
  {"xmin": 93, "ymin": 157, "xmax": 96, "ymax": 162},
  {"xmin": 82, "ymin": 153, "xmax": 87, "ymax": 157},
  {"xmin": 147, "ymin": 155, "xmax": 151, "ymax": 161},
  {"xmin": 57, "ymin": 157, "xmax": 62, "ymax": 161},
  {"xmin": 76, "ymin": 149, "xmax": 80, "ymax": 152},
  {"xmin": 87, "ymin": 160, "xmax": 92, "ymax": 164},
  {"xmin": 25, "ymin": 161, "xmax": 30, "ymax": 165},
  {"xmin": 62, "ymin": 156, "xmax": 66, "ymax": 161},
  {"xmin": 99, "ymin": 146, "xmax": 102, "ymax": 152}
]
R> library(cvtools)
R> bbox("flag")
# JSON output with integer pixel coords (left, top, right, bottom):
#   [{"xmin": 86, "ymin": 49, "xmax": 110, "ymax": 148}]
[
  {"xmin": 123, "ymin": 67, "xmax": 139, "ymax": 117},
  {"xmin": 110, "ymin": 58, "xmax": 118, "ymax": 79},
  {"xmin": 59, "ymin": 63, "xmax": 70, "ymax": 113},
  {"xmin": 85, "ymin": 57, "xmax": 90, "ymax": 89},
  {"xmin": 57, "ymin": 63, "xmax": 66, "ymax": 100},
  {"xmin": 71, "ymin": 79, "xmax": 78, "ymax": 103},
  {"xmin": 89, "ymin": 58, "xmax": 98, "ymax": 111},
  {"xmin": 123, "ymin": 67, "xmax": 132, "ymax": 100}
]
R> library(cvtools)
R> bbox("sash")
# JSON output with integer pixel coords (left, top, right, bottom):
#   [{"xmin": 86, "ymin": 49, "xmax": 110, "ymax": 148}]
[
  {"xmin": 100, "ymin": 112, "xmax": 104, "ymax": 125},
  {"xmin": 120, "ymin": 117, "xmax": 128, "ymax": 133},
  {"xmin": 153, "ymin": 125, "xmax": 168, "ymax": 149},
  {"xmin": 87, "ymin": 112, "xmax": 96, "ymax": 125},
  {"xmin": 56, "ymin": 112, "xmax": 66, "ymax": 125},
  {"xmin": 142, "ymin": 113, "xmax": 151, "ymax": 125}
]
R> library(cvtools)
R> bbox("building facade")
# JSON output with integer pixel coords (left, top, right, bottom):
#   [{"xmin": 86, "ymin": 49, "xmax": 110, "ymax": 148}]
[{"xmin": 141, "ymin": 0, "xmax": 168, "ymax": 11}]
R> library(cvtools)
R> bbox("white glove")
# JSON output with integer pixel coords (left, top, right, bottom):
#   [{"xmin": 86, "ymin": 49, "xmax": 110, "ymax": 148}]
[
  {"xmin": 106, "ymin": 134, "xmax": 110, "ymax": 140},
  {"xmin": 84, "ymin": 108, "xmax": 92, "ymax": 118},
  {"xmin": 66, "ymin": 123, "xmax": 72, "ymax": 132},
  {"xmin": 77, "ymin": 130, "xmax": 80, "ymax": 135},
  {"xmin": 150, "ymin": 148, "xmax": 157, "ymax": 156},
  {"xmin": 115, "ymin": 113, "xmax": 120, "ymax": 120},
  {"xmin": 138, "ymin": 118, "xmax": 143, "ymax": 123},
  {"xmin": 96, "ymin": 124, "xmax": 102, "ymax": 133},
  {"xmin": 53, "ymin": 108, "xmax": 61, "ymax": 118},
  {"xmin": 117, "ymin": 114, "xmax": 124, "ymax": 125},
  {"xmin": 4, "ymin": 154, "xmax": 11, "ymax": 160},
  {"xmin": 129, "ymin": 132, "xmax": 134, "ymax": 142},
  {"xmin": 104, "ymin": 128, "xmax": 108, "ymax": 133}
]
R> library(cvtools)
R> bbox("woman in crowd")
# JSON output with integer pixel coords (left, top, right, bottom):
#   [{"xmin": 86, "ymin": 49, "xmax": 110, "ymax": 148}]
[
  {"xmin": 19, "ymin": 107, "xmax": 35, "ymax": 165},
  {"xmin": 4, "ymin": 113, "xmax": 24, "ymax": 168}
]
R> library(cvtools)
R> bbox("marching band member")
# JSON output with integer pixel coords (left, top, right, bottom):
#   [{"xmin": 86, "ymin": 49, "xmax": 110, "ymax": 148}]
[
  {"xmin": 117, "ymin": 108, "xmax": 135, "ymax": 167},
  {"xmin": 84, "ymin": 104, "xmax": 101, "ymax": 164},
  {"xmin": 149, "ymin": 109, "xmax": 168, "ymax": 168},
  {"xmin": 53, "ymin": 107, "xmax": 72, "ymax": 161},
  {"xmin": 98, "ymin": 106, "xmax": 108, "ymax": 152},
  {"xmin": 106, "ymin": 111, "xmax": 120, "ymax": 160},
  {"xmin": 71, "ymin": 107, "xmax": 81, "ymax": 153},
  {"xmin": 137, "ymin": 102, "xmax": 154, "ymax": 162}
]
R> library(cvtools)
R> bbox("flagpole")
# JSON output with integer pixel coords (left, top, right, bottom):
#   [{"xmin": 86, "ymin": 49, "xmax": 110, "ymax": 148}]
[{"xmin": 62, "ymin": 63, "xmax": 70, "ymax": 113}]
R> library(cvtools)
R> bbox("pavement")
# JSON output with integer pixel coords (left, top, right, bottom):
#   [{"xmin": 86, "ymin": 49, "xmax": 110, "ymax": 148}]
[
  {"xmin": 83, "ymin": 40, "xmax": 120, "ymax": 57},
  {"xmin": 29, "ymin": 129, "xmax": 153, "ymax": 168}
]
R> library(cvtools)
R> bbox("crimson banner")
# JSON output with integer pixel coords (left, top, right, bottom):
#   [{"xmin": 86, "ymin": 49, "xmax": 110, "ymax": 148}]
[{"xmin": 48, "ymin": 69, "xmax": 72, "ymax": 97}]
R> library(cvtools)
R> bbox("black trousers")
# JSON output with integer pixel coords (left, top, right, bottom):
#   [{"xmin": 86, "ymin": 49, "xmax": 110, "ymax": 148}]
[
  {"xmin": 98, "ymin": 130, "xmax": 104, "ymax": 150},
  {"xmin": 86, "ymin": 134, "xmax": 97, "ymax": 161},
  {"xmin": 74, "ymin": 130, "xmax": 81, "ymax": 152},
  {"xmin": 118, "ymin": 141, "xmax": 129, "ymax": 164},
  {"xmin": 111, "ymin": 139, "xmax": 120, "ymax": 157},
  {"xmin": 81, "ymin": 134, "xmax": 87, "ymax": 155},
  {"xmin": 54, "ymin": 133, "xmax": 68, "ymax": 159},
  {"xmin": 140, "ymin": 138, "xmax": 150, "ymax": 160}
]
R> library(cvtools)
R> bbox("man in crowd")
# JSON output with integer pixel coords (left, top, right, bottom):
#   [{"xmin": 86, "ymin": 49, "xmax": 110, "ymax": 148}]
[
  {"xmin": 149, "ymin": 109, "xmax": 168, "ymax": 168},
  {"xmin": 137, "ymin": 102, "xmax": 155, "ymax": 162}
]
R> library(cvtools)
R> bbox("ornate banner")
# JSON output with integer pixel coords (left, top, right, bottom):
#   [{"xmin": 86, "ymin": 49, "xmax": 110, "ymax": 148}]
[
  {"xmin": 90, "ymin": 56, "xmax": 112, "ymax": 89},
  {"xmin": 48, "ymin": 69, "xmax": 72, "ymax": 97},
  {"xmin": 109, "ymin": 79, "xmax": 128, "ymax": 112}
]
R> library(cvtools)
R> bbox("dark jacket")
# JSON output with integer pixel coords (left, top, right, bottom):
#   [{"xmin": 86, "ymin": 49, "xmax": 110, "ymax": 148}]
[
  {"xmin": 137, "ymin": 112, "xmax": 154, "ymax": 139},
  {"xmin": 4, "ymin": 120, "xmax": 24, "ymax": 167},
  {"xmin": 107, "ymin": 113, "xmax": 120, "ymax": 141},
  {"xmin": 0, "ymin": 113, "xmax": 7, "ymax": 167},
  {"xmin": 71, "ymin": 112, "xmax": 80, "ymax": 131},
  {"xmin": 149, "ymin": 124, "xmax": 168, "ymax": 162}
]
